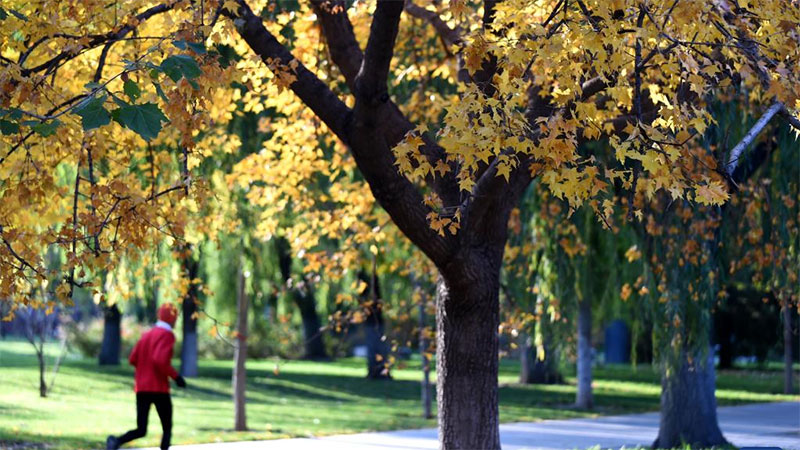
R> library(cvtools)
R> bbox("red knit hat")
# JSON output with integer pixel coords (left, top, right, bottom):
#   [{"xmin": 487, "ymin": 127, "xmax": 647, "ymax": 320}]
[{"xmin": 158, "ymin": 303, "xmax": 178, "ymax": 327}]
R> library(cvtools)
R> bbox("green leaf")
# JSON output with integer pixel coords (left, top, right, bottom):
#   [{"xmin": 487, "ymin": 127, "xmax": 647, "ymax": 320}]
[
  {"xmin": 32, "ymin": 120, "xmax": 61, "ymax": 137},
  {"xmin": 112, "ymin": 95, "xmax": 128, "ymax": 108},
  {"xmin": 152, "ymin": 82, "xmax": 169, "ymax": 103},
  {"xmin": 123, "ymin": 79, "xmax": 141, "ymax": 101},
  {"xmin": 160, "ymin": 55, "xmax": 202, "ymax": 82},
  {"xmin": 187, "ymin": 42, "xmax": 207, "ymax": 54},
  {"xmin": 0, "ymin": 120, "xmax": 19, "ymax": 135},
  {"xmin": 211, "ymin": 44, "xmax": 241, "ymax": 69},
  {"xmin": 173, "ymin": 40, "xmax": 207, "ymax": 54},
  {"xmin": 113, "ymin": 103, "xmax": 168, "ymax": 141},
  {"xmin": 75, "ymin": 96, "xmax": 110, "ymax": 131}
]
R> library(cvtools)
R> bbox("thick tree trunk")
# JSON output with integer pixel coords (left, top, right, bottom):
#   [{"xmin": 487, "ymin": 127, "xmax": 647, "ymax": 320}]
[
  {"xmin": 653, "ymin": 350, "xmax": 728, "ymax": 448},
  {"xmin": 575, "ymin": 296, "xmax": 593, "ymax": 409},
  {"xmin": 181, "ymin": 249, "xmax": 199, "ymax": 377},
  {"xmin": 436, "ymin": 267, "xmax": 500, "ymax": 449},
  {"xmin": 784, "ymin": 303, "xmax": 794, "ymax": 394},
  {"xmin": 98, "ymin": 304, "xmax": 121, "ymax": 365},
  {"xmin": 233, "ymin": 267, "xmax": 249, "ymax": 431}
]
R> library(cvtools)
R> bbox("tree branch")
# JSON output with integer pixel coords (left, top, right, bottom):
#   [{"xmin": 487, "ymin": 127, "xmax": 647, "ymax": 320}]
[
  {"xmin": 309, "ymin": 0, "xmax": 364, "ymax": 92},
  {"xmin": 310, "ymin": 0, "xmax": 459, "ymax": 205},
  {"xmin": 21, "ymin": 2, "xmax": 174, "ymax": 77},
  {"xmin": 404, "ymin": 2, "xmax": 462, "ymax": 48},
  {"xmin": 226, "ymin": 1, "xmax": 352, "ymax": 143},
  {"xmin": 354, "ymin": 0, "xmax": 404, "ymax": 103},
  {"xmin": 230, "ymin": 0, "xmax": 456, "ymax": 266},
  {"xmin": 725, "ymin": 101, "xmax": 784, "ymax": 176}
]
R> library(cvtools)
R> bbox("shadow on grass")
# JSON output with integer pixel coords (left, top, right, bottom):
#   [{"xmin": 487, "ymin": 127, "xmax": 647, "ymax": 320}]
[
  {"xmin": 0, "ymin": 429, "xmax": 95, "ymax": 450},
  {"xmin": 194, "ymin": 364, "xmax": 422, "ymax": 403}
]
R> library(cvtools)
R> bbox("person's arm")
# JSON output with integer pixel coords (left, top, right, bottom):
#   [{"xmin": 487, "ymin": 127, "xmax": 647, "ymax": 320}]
[
  {"xmin": 154, "ymin": 333, "xmax": 180, "ymax": 380},
  {"xmin": 128, "ymin": 339, "xmax": 140, "ymax": 367}
]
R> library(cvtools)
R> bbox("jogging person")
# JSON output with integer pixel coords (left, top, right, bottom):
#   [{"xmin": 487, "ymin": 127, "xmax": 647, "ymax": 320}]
[{"xmin": 107, "ymin": 303, "xmax": 187, "ymax": 450}]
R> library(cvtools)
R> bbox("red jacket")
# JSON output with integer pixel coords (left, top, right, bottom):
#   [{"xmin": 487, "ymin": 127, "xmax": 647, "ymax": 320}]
[{"xmin": 129, "ymin": 325, "xmax": 179, "ymax": 393}]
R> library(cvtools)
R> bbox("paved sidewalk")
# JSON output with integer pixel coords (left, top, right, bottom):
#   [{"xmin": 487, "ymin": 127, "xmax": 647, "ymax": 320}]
[{"xmin": 135, "ymin": 401, "xmax": 800, "ymax": 450}]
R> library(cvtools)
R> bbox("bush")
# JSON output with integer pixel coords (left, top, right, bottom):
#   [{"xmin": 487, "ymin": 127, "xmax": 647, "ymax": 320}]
[
  {"xmin": 64, "ymin": 316, "xmax": 147, "ymax": 359},
  {"xmin": 199, "ymin": 318, "xmax": 304, "ymax": 360}
]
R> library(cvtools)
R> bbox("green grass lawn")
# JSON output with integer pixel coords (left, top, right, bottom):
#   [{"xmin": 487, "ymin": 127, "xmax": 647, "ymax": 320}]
[{"xmin": 0, "ymin": 339, "xmax": 796, "ymax": 450}]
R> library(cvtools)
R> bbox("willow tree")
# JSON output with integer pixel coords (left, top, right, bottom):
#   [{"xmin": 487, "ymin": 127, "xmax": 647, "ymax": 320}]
[{"xmin": 2, "ymin": 0, "xmax": 799, "ymax": 448}]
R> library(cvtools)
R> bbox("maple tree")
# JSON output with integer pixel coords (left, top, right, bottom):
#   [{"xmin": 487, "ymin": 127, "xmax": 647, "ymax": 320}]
[{"xmin": 2, "ymin": 0, "xmax": 800, "ymax": 448}]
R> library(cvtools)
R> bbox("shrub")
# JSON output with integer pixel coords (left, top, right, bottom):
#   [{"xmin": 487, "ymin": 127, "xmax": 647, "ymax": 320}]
[
  {"xmin": 199, "ymin": 318, "xmax": 303, "ymax": 360},
  {"xmin": 64, "ymin": 316, "xmax": 147, "ymax": 359}
]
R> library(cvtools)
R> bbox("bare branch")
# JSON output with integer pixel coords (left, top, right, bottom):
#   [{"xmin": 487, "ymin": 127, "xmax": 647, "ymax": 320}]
[
  {"xmin": 725, "ymin": 102, "xmax": 784, "ymax": 176},
  {"xmin": 21, "ymin": 3, "xmax": 174, "ymax": 76}
]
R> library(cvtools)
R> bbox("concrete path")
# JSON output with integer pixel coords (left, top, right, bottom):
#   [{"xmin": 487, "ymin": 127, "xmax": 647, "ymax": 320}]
[{"xmin": 135, "ymin": 402, "xmax": 800, "ymax": 450}]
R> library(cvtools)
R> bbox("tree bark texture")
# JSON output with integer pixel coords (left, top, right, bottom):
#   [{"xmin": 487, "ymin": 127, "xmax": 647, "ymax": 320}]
[
  {"xmin": 98, "ymin": 303, "xmax": 121, "ymax": 365},
  {"xmin": 653, "ymin": 350, "xmax": 728, "ymax": 448},
  {"xmin": 436, "ymin": 252, "xmax": 502, "ymax": 450},
  {"xmin": 233, "ymin": 267, "xmax": 249, "ymax": 432},
  {"xmin": 575, "ymin": 295, "xmax": 593, "ymax": 409}
]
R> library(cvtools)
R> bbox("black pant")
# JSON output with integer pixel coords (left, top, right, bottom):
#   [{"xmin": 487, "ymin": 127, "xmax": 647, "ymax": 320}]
[{"xmin": 117, "ymin": 392, "xmax": 172, "ymax": 450}]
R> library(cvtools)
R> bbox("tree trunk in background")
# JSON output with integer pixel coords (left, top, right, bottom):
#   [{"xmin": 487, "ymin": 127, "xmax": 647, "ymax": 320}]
[
  {"xmin": 519, "ymin": 332, "xmax": 532, "ymax": 383},
  {"xmin": 233, "ymin": 266, "xmax": 249, "ymax": 431},
  {"xmin": 180, "ymin": 247, "xmax": 199, "ymax": 377},
  {"xmin": 145, "ymin": 268, "xmax": 158, "ymax": 324},
  {"xmin": 520, "ymin": 332, "xmax": 563, "ymax": 384},
  {"xmin": 360, "ymin": 268, "xmax": 390, "ymax": 379},
  {"xmin": 98, "ymin": 304, "xmax": 121, "ymax": 365},
  {"xmin": 37, "ymin": 347, "xmax": 47, "ymax": 398},
  {"xmin": 575, "ymin": 295, "xmax": 593, "ymax": 409},
  {"xmin": 653, "ymin": 350, "xmax": 727, "ymax": 448},
  {"xmin": 275, "ymin": 238, "xmax": 327, "ymax": 360},
  {"xmin": 716, "ymin": 310, "xmax": 734, "ymax": 369},
  {"xmin": 784, "ymin": 302, "xmax": 794, "ymax": 394},
  {"xmin": 295, "ymin": 293, "xmax": 327, "ymax": 360},
  {"xmin": 436, "ymin": 259, "xmax": 501, "ymax": 449}
]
